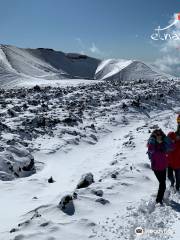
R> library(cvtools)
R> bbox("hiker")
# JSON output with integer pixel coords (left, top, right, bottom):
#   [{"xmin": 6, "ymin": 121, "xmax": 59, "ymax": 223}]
[
  {"xmin": 147, "ymin": 129, "xmax": 172, "ymax": 204},
  {"xmin": 167, "ymin": 114, "xmax": 180, "ymax": 192}
]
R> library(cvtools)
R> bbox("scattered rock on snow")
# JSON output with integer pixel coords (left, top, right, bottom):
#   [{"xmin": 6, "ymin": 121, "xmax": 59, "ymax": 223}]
[
  {"xmin": 76, "ymin": 173, "xmax": 94, "ymax": 189},
  {"xmin": 58, "ymin": 195, "xmax": 75, "ymax": 216},
  {"xmin": 110, "ymin": 160, "xmax": 118, "ymax": 165},
  {"xmin": 33, "ymin": 85, "xmax": 41, "ymax": 92},
  {"xmin": 89, "ymin": 134, "xmax": 98, "ymax": 142},
  {"xmin": 62, "ymin": 117, "xmax": 79, "ymax": 127},
  {"xmin": 0, "ymin": 144, "xmax": 35, "ymax": 181},
  {"xmin": 10, "ymin": 228, "xmax": 18, "ymax": 233},
  {"xmin": 73, "ymin": 192, "xmax": 78, "ymax": 199},
  {"xmin": 7, "ymin": 108, "xmax": 18, "ymax": 117},
  {"xmin": 91, "ymin": 189, "xmax": 104, "ymax": 197},
  {"xmin": 111, "ymin": 171, "xmax": 119, "ymax": 179},
  {"xmin": 123, "ymin": 140, "xmax": 136, "ymax": 148},
  {"xmin": 40, "ymin": 222, "xmax": 50, "ymax": 227},
  {"xmin": 95, "ymin": 198, "xmax": 110, "ymax": 205},
  {"xmin": 48, "ymin": 176, "xmax": 55, "ymax": 183}
]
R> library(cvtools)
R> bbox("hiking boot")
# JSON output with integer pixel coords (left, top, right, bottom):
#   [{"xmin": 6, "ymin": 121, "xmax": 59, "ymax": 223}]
[
  {"xmin": 155, "ymin": 201, "xmax": 164, "ymax": 207},
  {"xmin": 156, "ymin": 199, "xmax": 163, "ymax": 205}
]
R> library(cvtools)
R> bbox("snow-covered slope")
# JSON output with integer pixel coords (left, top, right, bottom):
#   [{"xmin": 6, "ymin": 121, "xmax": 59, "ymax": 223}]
[
  {"xmin": 1, "ymin": 43, "xmax": 180, "ymax": 240},
  {"xmin": 0, "ymin": 76, "xmax": 180, "ymax": 239},
  {"xmin": 0, "ymin": 45, "xmax": 100, "ymax": 85},
  {"xmin": 95, "ymin": 59, "xmax": 133, "ymax": 80},
  {"xmin": 95, "ymin": 59, "xmax": 169, "ymax": 81},
  {"xmin": 0, "ymin": 44, "xmax": 172, "ymax": 88},
  {"xmin": 0, "ymin": 47, "xmax": 20, "ymax": 84}
]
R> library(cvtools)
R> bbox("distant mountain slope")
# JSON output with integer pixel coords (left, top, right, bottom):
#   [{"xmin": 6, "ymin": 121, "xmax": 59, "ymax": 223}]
[
  {"xmin": 0, "ymin": 47, "xmax": 20, "ymax": 83},
  {"xmin": 0, "ymin": 45, "xmax": 100, "ymax": 83},
  {"xmin": 0, "ymin": 44, "xmax": 171, "ymax": 87},
  {"xmin": 95, "ymin": 59, "xmax": 169, "ymax": 81},
  {"xmin": 95, "ymin": 59, "xmax": 133, "ymax": 80}
]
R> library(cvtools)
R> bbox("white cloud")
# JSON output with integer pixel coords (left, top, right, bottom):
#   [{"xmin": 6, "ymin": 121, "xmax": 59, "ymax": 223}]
[
  {"xmin": 75, "ymin": 38, "xmax": 105, "ymax": 57},
  {"xmin": 75, "ymin": 37, "xmax": 85, "ymax": 54},
  {"xmin": 89, "ymin": 42, "xmax": 104, "ymax": 56}
]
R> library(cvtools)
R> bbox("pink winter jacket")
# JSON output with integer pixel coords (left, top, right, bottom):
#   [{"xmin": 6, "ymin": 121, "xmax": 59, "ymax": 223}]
[{"xmin": 147, "ymin": 136, "xmax": 172, "ymax": 171}]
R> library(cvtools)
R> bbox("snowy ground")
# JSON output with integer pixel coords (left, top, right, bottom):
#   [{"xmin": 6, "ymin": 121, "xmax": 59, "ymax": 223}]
[
  {"xmin": 3, "ymin": 78, "xmax": 101, "ymax": 89},
  {"xmin": 0, "ymin": 78, "xmax": 180, "ymax": 240}
]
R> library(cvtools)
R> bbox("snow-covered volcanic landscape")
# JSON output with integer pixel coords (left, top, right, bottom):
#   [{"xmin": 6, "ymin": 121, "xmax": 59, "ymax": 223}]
[{"xmin": 0, "ymin": 44, "xmax": 180, "ymax": 240}]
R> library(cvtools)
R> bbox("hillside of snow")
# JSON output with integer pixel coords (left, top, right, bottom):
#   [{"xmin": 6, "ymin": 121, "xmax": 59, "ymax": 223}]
[
  {"xmin": 0, "ymin": 45, "xmax": 100, "ymax": 87},
  {"xmin": 0, "ymin": 74, "xmax": 180, "ymax": 239},
  {"xmin": 0, "ymin": 45, "xmax": 172, "ymax": 88},
  {"xmin": 95, "ymin": 59, "xmax": 133, "ymax": 80},
  {"xmin": 95, "ymin": 59, "xmax": 170, "ymax": 81}
]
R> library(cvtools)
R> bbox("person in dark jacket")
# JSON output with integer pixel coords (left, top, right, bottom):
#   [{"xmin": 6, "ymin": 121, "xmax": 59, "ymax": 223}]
[
  {"xmin": 147, "ymin": 128, "xmax": 173, "ymax": 204},
  {"xmin": 167, "ymin": 114, "xmax": 180, "ymax": 192}
]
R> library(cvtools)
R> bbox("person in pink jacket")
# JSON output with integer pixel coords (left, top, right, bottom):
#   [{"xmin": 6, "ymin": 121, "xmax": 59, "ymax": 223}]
[
  {"xmin": 147, "ymin": 129, "xmax": 173, "ymax": 204},
  {"xmin": 167, "ymin": 115, "xmax": 180, "ymax": 191}
]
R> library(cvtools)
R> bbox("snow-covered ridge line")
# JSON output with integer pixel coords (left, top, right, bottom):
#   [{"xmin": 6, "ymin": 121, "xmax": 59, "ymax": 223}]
[
  {"xmin": 95, "ymin": 59, "xmax": 133, "ymax": 80},
  {"xmin": 95, "ymin": 59, "xmax": 171, "ymax": 81},
  {"xmin": 0, "ymin": 44, "xmax": 100, "ymax": 86},
  {"xmin": 0, "ymin": 44, "xmax": 173, "ymax": 88}
]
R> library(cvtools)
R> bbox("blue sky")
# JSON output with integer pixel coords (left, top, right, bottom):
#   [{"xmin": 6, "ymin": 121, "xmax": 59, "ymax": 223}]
[{"xmin": 0, "ymin": 0, "xmax": 179, "ymax": 61}]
